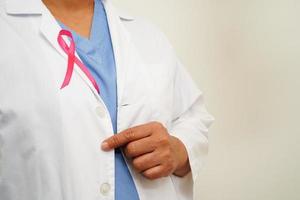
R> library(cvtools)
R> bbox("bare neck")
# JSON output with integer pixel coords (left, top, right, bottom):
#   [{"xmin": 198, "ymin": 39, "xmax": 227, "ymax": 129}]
[{"xmin": 42, "ymin": 0, "xmax": 95, "ymax": 38}]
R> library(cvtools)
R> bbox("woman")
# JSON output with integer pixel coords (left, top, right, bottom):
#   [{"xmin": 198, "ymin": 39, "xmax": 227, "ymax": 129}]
[{"xmin": 0, "ymin": 0, "xmax": 214, "ymax": 199}]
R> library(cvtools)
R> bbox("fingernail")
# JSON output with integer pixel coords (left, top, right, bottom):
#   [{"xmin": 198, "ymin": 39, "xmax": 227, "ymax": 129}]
[{"xmin": 101, "ymin": 142, "xmax": 109, "ymax": 151}]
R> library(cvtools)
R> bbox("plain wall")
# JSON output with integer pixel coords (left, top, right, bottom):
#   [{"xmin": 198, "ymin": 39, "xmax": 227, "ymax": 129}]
[{"xmin": 112, "ymin": 0, "xmax": 300, "ymax": 199}]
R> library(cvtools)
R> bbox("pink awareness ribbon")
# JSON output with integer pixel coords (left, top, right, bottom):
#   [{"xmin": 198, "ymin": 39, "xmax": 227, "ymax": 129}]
[{"xmin": 57, "ymin": 29, "xmax": 100, "ymax": 93}]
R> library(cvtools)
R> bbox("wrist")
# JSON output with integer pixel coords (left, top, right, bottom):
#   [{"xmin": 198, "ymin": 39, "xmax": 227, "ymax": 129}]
[{"xmin": 170, "ymin": 136, "xmax": 191, "ymax": 177}]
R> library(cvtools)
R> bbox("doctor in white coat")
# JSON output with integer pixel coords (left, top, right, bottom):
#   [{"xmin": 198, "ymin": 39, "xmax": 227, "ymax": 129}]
[{"xmin": 0, "ymin": 0, "xmax": 214, "ymax": 199}]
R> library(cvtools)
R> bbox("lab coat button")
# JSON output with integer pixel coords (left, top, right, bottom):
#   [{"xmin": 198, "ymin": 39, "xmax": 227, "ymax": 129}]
[
  {"xmin": 100, "ymin": 182, "xmax": 111, "ymax": 195},
  {"xmin": 95, "ymin": 106, "xmax": 105, "ymax": 118}
]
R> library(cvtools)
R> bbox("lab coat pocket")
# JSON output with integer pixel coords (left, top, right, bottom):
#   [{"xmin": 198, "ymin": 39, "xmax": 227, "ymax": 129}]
[
  {"xmin": 141, "ymin": 63, "xmax": 174, "ymax": 130},
  {"xmin": 117, "ymin": 59, "xmax": 155, "ymax": 130},
  {"xmin": 118, "ymin": 101, "xmax": 154, "ymax": 131},
  {"xmin": 118, "ymin": 62, "xmax": 174, "ymax": 131}
]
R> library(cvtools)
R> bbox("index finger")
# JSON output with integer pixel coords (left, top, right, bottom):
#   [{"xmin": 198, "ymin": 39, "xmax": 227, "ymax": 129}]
[{"xmin": 101, "ymin": 125, "xmax": 152, "ymax": 151}]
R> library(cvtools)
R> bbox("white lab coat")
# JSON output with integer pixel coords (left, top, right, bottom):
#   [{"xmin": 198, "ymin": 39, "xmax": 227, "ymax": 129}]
[{"xmin": 0, "ymin": 0, "xmax": 214, "ymax": 199}]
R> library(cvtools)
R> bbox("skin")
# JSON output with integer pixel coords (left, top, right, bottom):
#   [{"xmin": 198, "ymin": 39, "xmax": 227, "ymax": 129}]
[
  {"xmin": 42, "ymin": 0, "xmax": 94, "ymax": 38},
  {"xmin": 42, "ymin": 0, "xmax": 191, "ymax": 179},
  {"xmin": 102, "ymin": 122, "xmax": 191, "ymax": 179}
]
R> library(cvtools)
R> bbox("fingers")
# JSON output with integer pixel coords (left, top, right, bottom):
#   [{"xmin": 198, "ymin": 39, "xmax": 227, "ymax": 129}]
[
  {"xmin": 124, "ymin": 137, "xmax": 156, "ymax": 158},
  {"xmin": 131, "ymin": 149, "xmax": 176, "ymax": 180},
  {"xmin": 142, "ymin": 165, "xmax": 171, "ymax": 180},
  {"xmin": 132, "ymin": 152, "xmax": 160, "ymax": 172},
  {"xmin": 101, "ymin": 122, "xmax": 179, "ymax": 180},
  {"xmin": 101, "ymin": 125, "xmax": 152, "ymax": 151},
  {"xmin": 132, "ymin": 151, "xmax": 174, "ymax": 179}
]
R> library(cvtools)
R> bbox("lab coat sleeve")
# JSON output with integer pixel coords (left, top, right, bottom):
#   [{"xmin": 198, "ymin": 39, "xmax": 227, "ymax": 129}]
[{"xmin": 170, "ymin": 60, "xmax": 214, "ymax": 183}]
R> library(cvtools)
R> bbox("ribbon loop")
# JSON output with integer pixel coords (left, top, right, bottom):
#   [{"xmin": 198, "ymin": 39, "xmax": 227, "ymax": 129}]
[{"xmin": 57, "ymin": 29, "xmax": 100, "ymax": 93}]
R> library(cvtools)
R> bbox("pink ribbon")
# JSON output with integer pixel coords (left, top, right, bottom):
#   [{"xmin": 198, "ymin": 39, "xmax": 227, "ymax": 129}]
[{"xmin": 57, "ymin": 30, "xmax": 100, "ymax": 93}]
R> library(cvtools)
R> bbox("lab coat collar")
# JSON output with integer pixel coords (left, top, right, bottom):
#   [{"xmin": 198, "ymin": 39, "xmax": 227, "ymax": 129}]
[
  {"xmin": 5, "ymin": 0, "xmax": 43, "ymax": 14},
  {"xmin": 5, "ymin": 0, "xmax": 135, "ymax": 103},
  {"xmin": 38, "ymin": 4, "xmax": 102, "ymax": 98},
  {"xmin": 5, "ymin": 0, "xmax": 135, "ymax": 21}
]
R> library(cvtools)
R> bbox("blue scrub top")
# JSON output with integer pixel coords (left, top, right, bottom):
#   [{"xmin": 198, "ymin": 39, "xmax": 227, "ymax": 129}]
[{"xmin": 58, "ymin": 0, "xmax": 139, "ymax": 199}]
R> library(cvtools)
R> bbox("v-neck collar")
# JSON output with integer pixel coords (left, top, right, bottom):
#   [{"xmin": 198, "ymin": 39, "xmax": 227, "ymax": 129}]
[{"xmin": 58, "ymin": 0, "xmax": 105, "ymax": 47}]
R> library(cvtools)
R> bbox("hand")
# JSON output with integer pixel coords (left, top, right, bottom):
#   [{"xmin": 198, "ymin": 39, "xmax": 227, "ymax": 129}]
[{"xmin": 101, "ymin": 122, "xmax": 191, "ymax": 180}]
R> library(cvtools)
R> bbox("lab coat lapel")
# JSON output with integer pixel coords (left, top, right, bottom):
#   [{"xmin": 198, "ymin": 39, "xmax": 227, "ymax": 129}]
[
  {"xmin": 39, "ymin": 4, "xmax": 101, "ymax": 98},
  {"xmin": 103, "ymin": 0, "xmax": 134, "ymax": 106},
  {"xmin": 6, "ymin": 0, "xmax": 135, "ymax": 101}
]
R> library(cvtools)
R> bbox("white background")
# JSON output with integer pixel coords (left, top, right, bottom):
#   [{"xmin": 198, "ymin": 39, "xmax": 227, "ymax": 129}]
[{"xmin": 113, "ymin": 0, "xmax": 300, "ymax": 199}]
